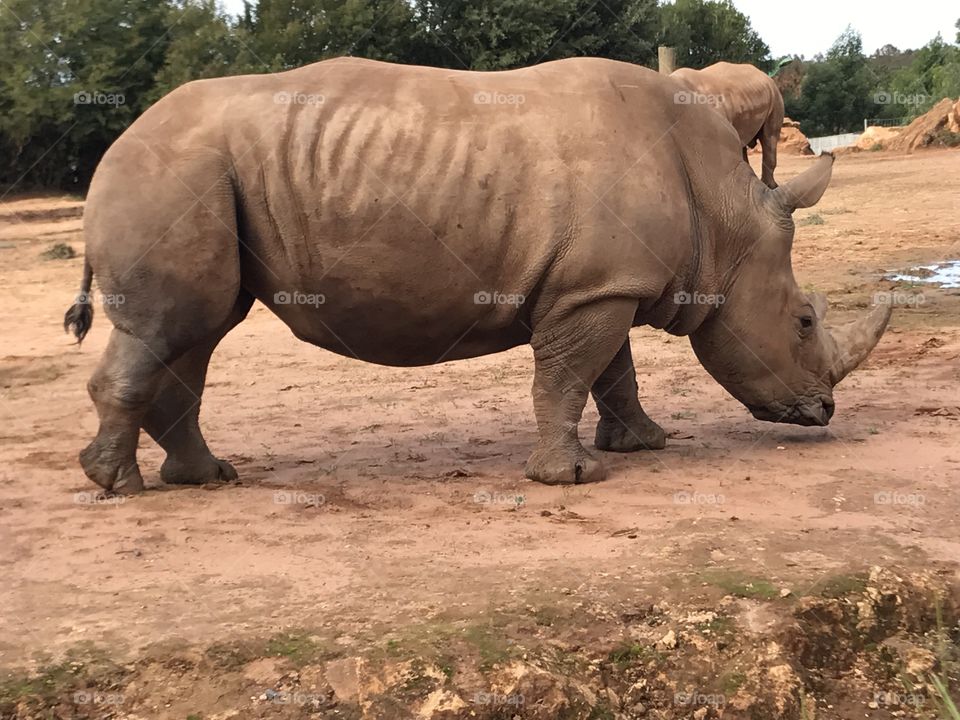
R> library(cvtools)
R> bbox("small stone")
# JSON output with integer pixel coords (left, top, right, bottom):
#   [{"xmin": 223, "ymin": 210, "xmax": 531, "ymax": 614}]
[
  {"xmin": 656, "ymin": 629, "xmax": 677, "ymax": 649},
  {"xmin": 780, "ymin": 588, "xmax": 792, "ymax": 598}
]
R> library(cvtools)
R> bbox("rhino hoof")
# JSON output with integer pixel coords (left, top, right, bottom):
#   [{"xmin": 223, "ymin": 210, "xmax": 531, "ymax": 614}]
[
  {"xmin": 161, "ymin": 456, "xmax": 238, "ymax": 486},
  {"xmin": 80, "ymin": 443, "xmax": 145, "ymax": 494},
  {"xmin": 525, "ymin": 448, "xmax": 605, "ymax": 485},
  {"xmin": 595, "ymin": 417, "xmax": 666, "ymax": 452}
]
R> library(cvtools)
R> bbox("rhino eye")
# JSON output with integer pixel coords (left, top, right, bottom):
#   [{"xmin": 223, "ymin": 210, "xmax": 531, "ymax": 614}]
[{"xmin": 800, "ymin": 316, "xmax": 814, "ymax": 329}]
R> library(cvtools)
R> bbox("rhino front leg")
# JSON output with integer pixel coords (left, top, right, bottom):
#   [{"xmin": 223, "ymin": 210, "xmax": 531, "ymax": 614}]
[
  {"xmin": 592, "ymin": 339, "xmax": 666, "ymax": 452},
  {"xmin": 524, "ymin": 298, "xmax": 637, "ymax": 485}
]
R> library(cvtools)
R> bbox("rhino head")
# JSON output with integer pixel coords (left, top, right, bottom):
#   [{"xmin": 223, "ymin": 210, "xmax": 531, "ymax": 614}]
[{"xmin": 690, "ymin": 153, "xmax": 891, "ymax": 426}]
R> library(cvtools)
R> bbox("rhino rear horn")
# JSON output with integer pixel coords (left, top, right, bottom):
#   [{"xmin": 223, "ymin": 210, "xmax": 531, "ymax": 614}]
[
  {"xmin": 772, "ymin": 152, "xmax": 834, "ymax": 212},
  {"xmin": 829, "ymin": 302, "xmax": 893, "ymax": 384}
]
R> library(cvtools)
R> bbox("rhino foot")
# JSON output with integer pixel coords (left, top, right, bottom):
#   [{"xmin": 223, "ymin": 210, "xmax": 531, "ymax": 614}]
[
  {"xmin": 525, "ymin": 446, "xmax": 605, "ymax": 485},
  {"xmin": 160, "ymin": 455, "xmax": 238, "ymax": 486},
  {"xmin": 595, "ymin": 415, "xmax": 666, "ymax": 452},
  {"xmin": 80, "ymin": 441, "xmax": 145, "ymax": 494}
]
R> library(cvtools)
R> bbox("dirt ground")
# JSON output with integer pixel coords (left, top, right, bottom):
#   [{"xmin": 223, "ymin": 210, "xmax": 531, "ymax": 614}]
[{"xmin": 1, "ymin": 150, "xmax": 959, "ymax": 719}]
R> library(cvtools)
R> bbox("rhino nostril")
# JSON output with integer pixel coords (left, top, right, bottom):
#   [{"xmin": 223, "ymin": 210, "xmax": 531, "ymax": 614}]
[{"xmin": 822, "ymin": 398, "xmax": 835, "ymax": 420}]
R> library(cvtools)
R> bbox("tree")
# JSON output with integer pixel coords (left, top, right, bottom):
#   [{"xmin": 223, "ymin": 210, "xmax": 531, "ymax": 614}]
[
  {"xmin": 658, "ymin": 0, "xmax": 770, "ymax": 70},
  {"xmin": 410, "ymin": 0, "xmax": 658, "ymax": 71},
  {"xmin": 785, "ymin": 27, "xmax": 874, "ymax": 135},
  {"xmin": 151, "ymin": 0, "xmax": 255, "ymax": 98},
  {"xmin": 0, "ymin": 0, "xmax": 172, "ymax": 189},
  {"xmin": 241, "ymin": 0, "xmax": 418, "ymax": 70}
]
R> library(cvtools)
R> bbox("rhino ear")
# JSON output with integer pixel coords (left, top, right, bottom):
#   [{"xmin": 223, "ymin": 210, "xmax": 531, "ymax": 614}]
[
  {"xmin": 772, "ymin": 152, "xmax": 834, "ymax": 212},
  {"xmin": 810, "ymin": 291, "xmax": 828, "ymax": 320}
]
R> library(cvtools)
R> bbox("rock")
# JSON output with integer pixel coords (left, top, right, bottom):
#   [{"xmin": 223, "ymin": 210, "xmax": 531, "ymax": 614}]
[
  {"xmin": 779, "ymin": 588, "xmax": 792, "ymax": 598},
  {"xmin": 656, "ymin": 630, "xmax": 678, "ymax": 649},
  {"xmin": 417, "ymin": 688, "xmax": 467, "ymax": 718},
  {"xmin": 324, "ymin": 657, "xmax": 362, "ymax": 702},
  {"xmin": 904, "ymin": 647, "xmax": 936, "ymax": 678},
  {"xmin": 242, "ymin": 657, "xmax": 291, "ymax": 685}
]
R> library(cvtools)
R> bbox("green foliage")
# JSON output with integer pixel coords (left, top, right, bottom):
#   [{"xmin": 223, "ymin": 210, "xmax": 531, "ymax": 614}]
[
  {"xmin": 0, "ymin": 0, "xmax": 172, "ymax": 188},
  {"xmin": 411, "ymin": 0, "xmax": 658, "ymax": 70},
  {"xmin": 786, "ymin": 24, "xmax": 960, "ymax": 136},
  {"xmin": 785, "ymin": 27, "xmax": 875, "ymax": 135},
  {"xmin": 1, "ymin": 0, "xmax": 955, "ymax": 193},
  {"xmin": 657, "ymin": 0, "xmax": 770, "ymax": 70}
]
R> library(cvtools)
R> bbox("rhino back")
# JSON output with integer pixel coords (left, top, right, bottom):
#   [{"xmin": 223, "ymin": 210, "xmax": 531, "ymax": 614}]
[{"xmin": 97, "ymin": 58, "xmax": 720, "ymax": 365}]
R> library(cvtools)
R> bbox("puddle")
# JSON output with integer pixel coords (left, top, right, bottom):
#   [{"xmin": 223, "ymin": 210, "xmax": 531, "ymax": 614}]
[{"xmin": 887, "ymin": 260, "xmax": 960, "ymax": 289}]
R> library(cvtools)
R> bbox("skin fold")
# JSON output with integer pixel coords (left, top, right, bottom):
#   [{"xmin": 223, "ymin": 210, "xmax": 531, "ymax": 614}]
[
  {"xmin": 671, "ymin": 61, "xmax": 786, "ymax": 189},
  {"xmin": 64, "ymin": 57, "xmax": 890, "ymax": 493}
]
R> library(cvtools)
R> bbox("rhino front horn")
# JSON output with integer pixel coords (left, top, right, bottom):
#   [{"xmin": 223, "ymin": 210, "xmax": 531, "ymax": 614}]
[{"xmin": 829, "ymin": 302, "xmax": 893, "ymax": 384}]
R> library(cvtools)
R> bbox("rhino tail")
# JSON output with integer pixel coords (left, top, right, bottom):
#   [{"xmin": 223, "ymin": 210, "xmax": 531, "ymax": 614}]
[{"xmin": 64, "ymin": 258, "xmax": 94, "ymax": 345}]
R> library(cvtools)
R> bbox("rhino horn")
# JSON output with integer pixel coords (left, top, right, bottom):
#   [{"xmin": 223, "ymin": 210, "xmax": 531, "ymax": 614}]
[
  {"xmin": 772, "ymin": 152, "xmax": 834, "ymax": 212},
  {"xmin": 829, "ymin": 303, "xmax": 893, "ymax": 384}
]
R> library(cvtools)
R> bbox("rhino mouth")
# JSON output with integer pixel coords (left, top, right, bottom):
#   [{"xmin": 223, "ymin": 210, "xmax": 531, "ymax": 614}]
[{"xmin": 748, "ymin": 397, "xmax": 835, "ymax": 427}]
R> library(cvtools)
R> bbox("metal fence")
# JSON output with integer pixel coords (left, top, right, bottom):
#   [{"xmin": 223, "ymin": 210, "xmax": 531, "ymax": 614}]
[{"xmin": 863, "ymin": 117, "xmax": 910, "ymax": 128}]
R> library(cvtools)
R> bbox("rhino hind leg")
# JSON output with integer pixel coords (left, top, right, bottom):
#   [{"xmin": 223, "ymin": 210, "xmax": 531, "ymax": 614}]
[
  {"xmin": 524, "ymin": 298, "xmax": 638, "ymax": 485},
  {"xmin": 591, "ymin": 339, "xmax": 666, "ymax": 452},
  {"xmin": 81, "ymin": 329, "xmax": 168, "ymax": 494},
  {"xmin": 142, "ymin": 292, "xmax": 253, "ymax": 486}
]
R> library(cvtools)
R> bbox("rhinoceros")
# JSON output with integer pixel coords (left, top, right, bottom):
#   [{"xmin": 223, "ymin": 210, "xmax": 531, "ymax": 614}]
[
  {"xmin": 64, "ymin": 57, "xmax": 890, "ymax": 494},
  {"xmin": 671, "ymin": 62, "xmax": 785, "ymax": 188}
]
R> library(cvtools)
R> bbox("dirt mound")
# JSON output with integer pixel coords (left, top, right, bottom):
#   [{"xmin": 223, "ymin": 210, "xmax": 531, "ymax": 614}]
[
  {"xmin": 748, "ymin": 117, "xmax": 813, "ymax": 155},
  {"xmin": 887, "ymin": 97, "xmax": 960, "ymax": 152},
  {"xmin": 856, "ymin": 125, "xmax": 902, "ymax": 150}
]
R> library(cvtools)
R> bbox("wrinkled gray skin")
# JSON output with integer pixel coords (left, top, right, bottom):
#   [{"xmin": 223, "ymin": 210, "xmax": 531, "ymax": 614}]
[{"xmin": 65, "ymin": 57, "xmax": 891, "ymax": 493}]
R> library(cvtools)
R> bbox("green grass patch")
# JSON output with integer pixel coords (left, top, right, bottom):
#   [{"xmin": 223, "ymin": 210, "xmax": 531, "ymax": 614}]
[
  {"xmin": 607, "ymin": 642, "xmax": 663, "ymax": 668},
  {"xmin": 798, "ymin": 213, "xmax": 825, "ymax": 226},
  {"xmin": 702, "ymin": 570, "xmax": 779, "ymax": 600},
  {"xmin": 264, "ymin": 631, "xmax": 329, "ymax": 665},
  {"xmin": 41, "ymin": 242, "xmax": 76, "ymax": 260},
  {"xmin": 817, "ymin": 573, "xmax": 869, "ymax": 599}
]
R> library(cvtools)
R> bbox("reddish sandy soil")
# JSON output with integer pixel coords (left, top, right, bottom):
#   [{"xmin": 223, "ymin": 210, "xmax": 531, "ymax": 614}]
[{"xmin": 0, "ymin": 150, "xmax": 958, "ymax": 719}]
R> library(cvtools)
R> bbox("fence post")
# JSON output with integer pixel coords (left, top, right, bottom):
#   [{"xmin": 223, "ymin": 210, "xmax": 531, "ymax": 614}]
[{"xmin": 658, "ymin": 46, "xmax": 675, "ymax": 74}]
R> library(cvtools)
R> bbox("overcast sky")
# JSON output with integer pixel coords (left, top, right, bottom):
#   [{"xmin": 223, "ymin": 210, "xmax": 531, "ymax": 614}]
[{"xmin": 218, "ymin": 0, "xmax": 958, "ymax": 59}]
